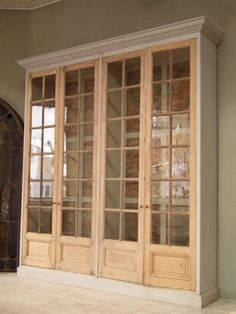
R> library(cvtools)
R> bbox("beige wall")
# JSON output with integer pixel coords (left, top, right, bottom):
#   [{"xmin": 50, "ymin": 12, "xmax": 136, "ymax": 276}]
[{"xmin": 2, "ymin": 0, "xmax": 236, "ymax": 298}]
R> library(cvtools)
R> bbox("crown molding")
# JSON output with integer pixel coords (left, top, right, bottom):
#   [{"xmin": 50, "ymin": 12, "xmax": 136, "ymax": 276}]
[
  {"xmin": 0, "ymin": 0, "xmax": 62, "ymax": 10},
  {"xmin": 17, "ymin": 16, "xmax": 224, "ymax": 71}
]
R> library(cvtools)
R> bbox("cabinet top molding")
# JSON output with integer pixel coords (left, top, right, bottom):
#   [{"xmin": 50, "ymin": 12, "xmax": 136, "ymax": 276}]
[{"xmin": 17, "ymin": 16, "xmax": 224, "ymax": 71}]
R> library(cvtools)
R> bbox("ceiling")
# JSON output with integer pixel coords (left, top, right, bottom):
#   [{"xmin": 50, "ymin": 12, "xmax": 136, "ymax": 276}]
[{"xmin": 0, "ymin": 0, "xmax": 62, "ymax": 9}]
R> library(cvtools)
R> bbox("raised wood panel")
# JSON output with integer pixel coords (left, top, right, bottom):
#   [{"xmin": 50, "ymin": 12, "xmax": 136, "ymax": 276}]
[
  {"xmin": 62, "ymin": 245, "xmax": 90, "ymax": 265},
  {"xmin": 105, "ymin": 249, "xmax": 137, "ymax": 271},
  {"xmin": 28, "ymin": 241, "xmax": 51, "ymax": 259}
]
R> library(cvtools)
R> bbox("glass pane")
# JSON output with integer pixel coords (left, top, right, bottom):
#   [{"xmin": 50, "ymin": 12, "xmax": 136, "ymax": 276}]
[
  {"xmin": 105, "ymin": 181, "xmax": 120, "ymax": 209},
  {"xmin": 64, "ymin": 98, "xmax": 78, "ymax": 124},
  {"xmin": 77, "ymin": 181, "xmax": 92, "ymax": 208},
  {"xmin": 172, "ymin": 80, "xmax": 190, "ymax": 112},
  {"xmin": 125, "ymin": 119, "xmax": 139, "ymax": 147},
  {"xmin": 30, "ymin": 155, "xmax": 41, "ymax": 180},
  {"xmin": 125, "ymin": 88, "xmax": 140, "ymax": 116},
  {"xmin": 77, "ymin": 210, "xmax": 91, "ymax": 237},
  {"xmin": 122, "ymin": 212, "xmax": 138, "ymax": 241},
  {"xmin": 153, "ymin": 83, "xmax": 170, "ymax": 114},
  {"xmin": 172, "ymin": 113, "xmax": 190, "ymax": 146},
  {"xmin": 153, "ymin": 51, "xmax": 170, "ymax": 82},
  {"xmin": 40, "ymin": 208, "xmax": 52, "ymax": 234},
  {"xmin": 152, "ymin": 181, "xmax": 169, "ymax": 211},
  {"xmin": 80, "ymin": 67, "xmax": 94, "ymax": 93},
  {"xmin": 44, "ymin": 75, "xmax": 55, "ymax": 99},
  {"xmin": 172, "ymin": 148, "xmax": 189, "ymax": 179},
  {"xmin": 31, "ymin": 105, "xmax": 42, "ymax": 127},
  {"xmin": 173, "ymin": 48, "xmax": 190, "ymax": 79},
  {"xmin": 62, "ymin": 210, "xmax": 75, "ymax": 236},
  {"xmin": 79, "ymin": 152, "xmax": 93, "ymax": 179},
  {"xmin": 44, "ymin": 102, "xmax": 55, "ymax": 126},
  {"xmin": 152, "ymin": 116, "xmax": 169, "ymax": 147},
  {"xmin": 172, "ymin": 181, "xmax": 189, "ymax": 212},
  {"xmin": 42, "ymin": 155, "xmax": 54, "ymax": 180},
  {"xmin": 123, "ymin": 181, "xmax": 138, "ymax": 210},
  {"xmin": 63, "ymin": 181, "xmax": 76, "ymax": 207},
  {"xmin": 63, "ymin": 153, "xmax": 77, "ymax": 180},
  {"xmin": 41, "ymin": 182, "xmax": 53, "ymax": 206},
  {"xmin": 151, "ymin": 214, "xmax": 168, "ymax": 245},
  {"xmin": 79, "ymin": 95, "xmax": 94, "ymax": 122},
  {"xmin": 108, "ymin": 61, "xmax": 122, "ymax": 89},
  {"xmin": 31, "ymin": 129, "xmax": 42, "ymax": 153},
  {"xmin": 32, "ymin": 77, "xmax": 42, "ymax": 101},
  {"xmin": 79, "ymin": 124, "xmax": 93, "ymax": 150},
  {"xmin": 125, "ymin": 150, "xmax": 139, "ymax": 178},
  {"xmin": 125, "ymin": 57, "xmax": 140, "ymax": 86},
  {"xmin": 28, "ymin": 208, "xmax": 39, "ymax": 233},
  {"xmin": 64, "ymin": 125, "xmax": 77, "ymax": 152},
  {"xmin": 171, "ymin": 215, "xmax": 189, "ymax": 246},
  {"xmin": 106, "ymin": 120, "xmax": 121, "ymax": 148},
  {"xmin": 107, "ymin": 90, "xmax": 122, "ymax": 119},
  {"xmin": 106, "ymin": 150, "xmax": 121, "ymax": 178},
  {"xmin": 43, "ymin": 128, "xmax": 55, "ymax": 153},
  {"xmin": 65, "ymin": 70, "xmax": 78, "ymax": 96},
  {"xmin": 29, "ymin": 181, "xmax": 40, "ymax": 206},
  {"xmin": 152, "ymin": 148, "xmax": 169, "ymax": 179},
  {"xmin": 105, "ymin": 211, "xmax": 120, "ymax": 240}
]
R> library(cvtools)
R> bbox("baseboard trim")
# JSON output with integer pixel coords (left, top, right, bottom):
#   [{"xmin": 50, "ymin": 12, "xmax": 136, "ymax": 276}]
[{"xmin": 17, "ymin": 265, "xmax": 219, "ymax": 308}]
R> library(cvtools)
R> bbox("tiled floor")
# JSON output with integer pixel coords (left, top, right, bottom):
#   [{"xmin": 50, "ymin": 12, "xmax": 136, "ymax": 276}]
[{"xmin": 0, "ymin": 273, "xmax": 236, "ymax": 314}]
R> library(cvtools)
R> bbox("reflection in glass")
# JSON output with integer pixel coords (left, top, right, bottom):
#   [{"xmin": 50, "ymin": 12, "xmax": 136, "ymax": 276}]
[
  {"xmin": 65, "ymin": 70, "xmax": 78, "ymax": 96},
  {"xmin": 152, "ymin": 148, "xmax": 169, "ymax": 179},
  {"xmin": 125, "ymin": 58, "xmax": 140, "ymax": 86},
  {"xmin": 62, "ymin": 210, "xmax": 75, "ymax": 236},
  {"xmin": 77, "ymin": 181, "xmax": 92, "ymax": 208},
  {"xmin": 122, "ymin": 212, "xmax": 138, "ymax": 241},
  {"xmin": 123, "ymin": 181, "xmax": 138, "ymax": 210},
  {"xmin": 31, "ymin": 129, "xmax": 42, "ymax": 153},
  {"xmin": 172, "ymin": 148, "xmax": 189, "ymax": 179},
  {"xmin": 79, "ymin": 95, "xmax": 94, "ymax": 122},
  {"xmin": 41, "ymin": 182, "xmax": 53, "ymax": 206},
  {"xmin": 153, "ymin": 51, "xmax": 170, "ymax": 82},
  {"xmin": 125, "ymin": 88, "xmax": 140, "ymax": 116},
  {"xmin": 42, "ymin": 155, "xmax": 54, "ymax": 180},
  {"xmin": 172, "ymin": 80, "xmax": 190, "ymax": 111},
  {"xmin": 107, "ymin": 90, "xmax": 122, "ymax": 119},
  {"xmin": 44, "ymin": 75, "xmax": 55, "ymax": 99},
  {"xmin": 29, "ymin": 181, "xmax": 40, "ymax": 206},
  {"xmin": 105, "ymin": 181, "xmax": 120, "ymax": 209},
  {"xmin": 173, "ymin": 48, "xmax": 190, "ymax": 79},
  {"xmin": 152, "ymin": 116, "xmax": 169, "ymax": 146},
  {"xmin": 78, "ymin": 124, "xmax": 93, "ymax": 150},
  {"xmin": 151, "ymin": 214, "xmax": 168, "ymax": 245},
  {"xmin": 172, "ymin": 181, "xmax": 189, "ymax": 213},
  {"xmin": 106, "ymin": 150, "xmax": 121, "ymax": 178},
  {"xmin": 172, "ymin": 114, "xmax": 190, "ymax": 146},
  {"xmin": 80, "ymin": 67, "xmax": 94, "ymax": 93},
  {"xmin": 64, "ymin": 125, "xmax": 77, "ymax": 151},
  {"xmin": 43, "ymin": 128, "xmax": 55, "ymax": 153},
  {"xmin": 153, "ymin": 83, "xmax": 170, "ymax": 114},
  {"xmin": 31, "ymin": 105, "xmax": 42, "ymax": 128},
  {"xmin": 28, "ymin": 208, "xmax": 39, "ymax": 233},
  {"xmin": 125, "ymin": 150, "xmax": 139, "ymax": 178},
  {"xmin": 106, "ymin": 120, "xmax": 121, "ymax": 148},
  {"xmin": 44, "ymin": 102, "xmax": 55, "ymax": 126},
  {"xmin": 171, "ymin": 215, "xmax": 189, "ymax": 246},
  {"xmin": 64, "ymin": 98, "xmax": 78, "ymax": 124},
  {"xmin": 77, "ymin": 210, "xmax": 91, "ymax": 237},
  {"xmin": 63, "ymin": 153, "xmax": 77, "ymax": 180},
  {"xmin": 80, "ymin": 152, "xmax": 93, "ymax": 179},
  {"xmin": 40, "ymin": 208, "xmax": 52, "ymax": 234},
  {"xmin": 32, "ymin": 77, "xmax": 42, "ymax": 101},
  {"xmin": 30, "ymin": 155, "xmax": 41, "ymax": 180},
  {"xmin": 152, "ymin": 181, "xmax": 169, "ymax": 211},
  {"xmin": 108, "ymin": 61, "xmax": 122, "ymax": 89},
  {"xmin": 63, "ymin": 181, "xmax": 76, "ymax": 207},
  {"xmin": 125, "ymin": 119, "xmax": 139, "ymax": 147},
  {"xmin": 105, "ymin": 211, "xmax": 120, "ymax": 240}
]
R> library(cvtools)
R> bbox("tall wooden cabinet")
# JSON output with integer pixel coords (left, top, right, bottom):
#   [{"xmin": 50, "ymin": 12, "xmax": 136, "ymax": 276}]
[{"xmin": 18, "ymin": 17, "xmax": 223, "ymax": 308}]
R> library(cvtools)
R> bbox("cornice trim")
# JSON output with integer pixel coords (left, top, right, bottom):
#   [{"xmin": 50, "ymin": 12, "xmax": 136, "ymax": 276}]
[{"xmin": 17, "ymin": 16, "xmax": 224, "ymax": 70}]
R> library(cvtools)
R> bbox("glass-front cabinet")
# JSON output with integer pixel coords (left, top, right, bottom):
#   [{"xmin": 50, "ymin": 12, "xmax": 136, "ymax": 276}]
[{"xmin": 21, "ymin": 36, "xmax": 212, "ymax": 295}]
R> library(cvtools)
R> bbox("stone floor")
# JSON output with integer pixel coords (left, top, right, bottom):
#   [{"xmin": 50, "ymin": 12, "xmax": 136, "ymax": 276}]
[{"xmin": 0, "ymin": 274, "xmax": 236, "ymax": 314}]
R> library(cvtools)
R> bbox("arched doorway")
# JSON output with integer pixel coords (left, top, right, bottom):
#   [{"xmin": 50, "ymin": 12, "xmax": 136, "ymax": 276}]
[{"xmin": 0, "ymin": 99, "xmax": 23, "ymax": 271}]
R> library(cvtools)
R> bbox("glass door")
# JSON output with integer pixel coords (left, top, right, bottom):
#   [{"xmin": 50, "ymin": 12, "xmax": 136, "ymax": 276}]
[{"xmin": 99, "ymin": 52, "xmax": 145, "ymax": 283}]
